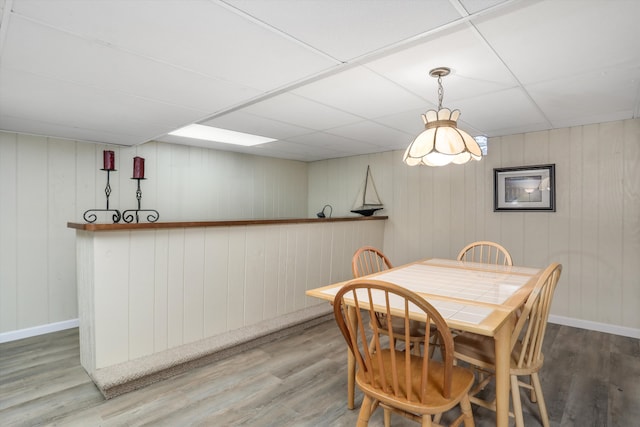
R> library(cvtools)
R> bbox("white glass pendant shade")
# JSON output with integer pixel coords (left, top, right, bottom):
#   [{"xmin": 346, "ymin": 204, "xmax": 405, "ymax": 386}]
[{"xmin": 403, "ymin": 108, "xmax": 482, "ymax": 166}]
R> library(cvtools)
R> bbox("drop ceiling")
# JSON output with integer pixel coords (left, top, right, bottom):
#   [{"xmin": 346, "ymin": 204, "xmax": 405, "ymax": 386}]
[{"xmin": 1, "ymin": 0, "xmax": 639, "ymax": 162}]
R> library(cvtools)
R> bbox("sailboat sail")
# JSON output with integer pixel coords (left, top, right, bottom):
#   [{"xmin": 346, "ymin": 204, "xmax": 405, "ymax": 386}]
[{"xmin": 351, "ymin": 165, "xmax": 384, "ymax": 216}]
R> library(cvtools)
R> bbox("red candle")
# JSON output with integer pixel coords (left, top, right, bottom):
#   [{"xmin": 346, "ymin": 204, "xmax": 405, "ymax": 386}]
[
  {"xmin": 103, "ymin": 150, "xmax": 115, "ymax": 171},
  {"xmin": 133, "ymin": 156, "xmax": 145, "ymax": 179}
]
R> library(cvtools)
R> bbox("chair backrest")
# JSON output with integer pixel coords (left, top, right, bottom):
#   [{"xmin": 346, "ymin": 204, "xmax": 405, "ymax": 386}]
[
  {"xmin": 510, "ymin": 263, "xmax": 562, "ymax": 369},
  {"xmin": 457, "ymin": 241, "xmax": 513, "ymax": 266},
  {"xmin": 352, "ymin": 246, "xmax": 393, "ymax": 278},
  {"xmin": 333, "ymin": 279, "xmax": 455, "ymax": 401}
]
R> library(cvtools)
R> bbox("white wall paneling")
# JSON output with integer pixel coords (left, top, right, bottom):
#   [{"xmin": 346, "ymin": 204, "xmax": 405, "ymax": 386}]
[
  {"xmin": 0, "ymin": 132, "xmax": 18, "ymax": 332},
  {"xmin": 622, "ymin": 121, "xmax": 640, "ymax": 329},
  {"xmin": 0, "ymin": 132, "xmax": 309, "ymax": 336},
  {"xmin": 73, "ymin": 218, "xmax": 386, "ymax": 386},
  {"xmin": 48, "ymin": 138, "xmax": 78, "ymax": 321},
  {"xmin": 1, "ymin": 118, "xmax": 639, "ymax": 342},
  {"xmin": 308, "ymin": 118, "xmax": 640, "ymax": 333},
  {"xmin": 17, "ymin": 134, "xmax": 49, "ymax": 328}
]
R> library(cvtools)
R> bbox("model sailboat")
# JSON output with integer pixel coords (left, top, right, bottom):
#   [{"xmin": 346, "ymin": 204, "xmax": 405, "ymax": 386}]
[{"xmin": 351, "ymin": 165, "xmax": 384, "ymax": 216}]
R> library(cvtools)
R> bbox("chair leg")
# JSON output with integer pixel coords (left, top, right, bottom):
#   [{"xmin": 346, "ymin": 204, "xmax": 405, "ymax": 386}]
[
  {"xmin": 384, "ymin": 408, "xmax": 391, "ymax": 427},
  {"xmin": 368, "ymin": 336, "xmax": 376, "ymax": 354},
  {"xmin": 510, "ymin": 375, "xmax": 525, "ymax": 427},
  {"xmin": 357, "ymin": 396, "xmax": 373, "ymax": 427},
  {"xmin": 531, "ymin": 373, "xmax": 550, "ymax": 427},
  {"xmin": 348, "ymin": 353, "xmax": 356, "ymax": 409},
  {"xmin": 411, "ymin": 341, "xmax": 422, "ymax": 356},
  {"xmin": 460, "ymin": 394, "xmax": 475, "ymax": 427},
  {"xmin": 421, "ymin": 414, "xmax": 433, "ymax": 427},
  {"xmin": 428, "ymin": 331, "xmax": 440, "ymax": 358},
  {"xmin": 450, "ymin": 394, "xmax": 476, "ymax": 427}
]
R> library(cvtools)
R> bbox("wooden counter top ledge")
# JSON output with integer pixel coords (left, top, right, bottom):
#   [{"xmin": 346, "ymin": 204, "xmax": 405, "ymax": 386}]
[{"xmin": 67, "ymin": 215, "xmax": 388, "ymax": 231}]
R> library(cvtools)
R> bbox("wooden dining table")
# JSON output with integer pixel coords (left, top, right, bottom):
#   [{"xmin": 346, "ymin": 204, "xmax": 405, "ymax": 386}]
[{"xmin": 306, "ymin": 257, "xmax": 542, "ymax": 427}]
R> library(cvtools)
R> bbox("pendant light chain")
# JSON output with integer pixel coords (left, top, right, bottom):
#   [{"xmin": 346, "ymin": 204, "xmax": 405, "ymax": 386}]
[{"xmin": 437, "ymin": 75, "xmax": 444, "ymax": 110}]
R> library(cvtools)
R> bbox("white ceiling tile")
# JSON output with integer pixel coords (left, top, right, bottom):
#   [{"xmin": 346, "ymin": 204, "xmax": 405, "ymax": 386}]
[
  {"xmin": 459, "ymin": 0, "xmax": 511, "ymax": 14},
  {"xmin": 292, "ymin": 66, "xmax": 427, "ymax": 119},
  {"xmin": 0, "ymin": 68, "xmax": 204, "ymax": 144},
  {"xmin": 226, "ymin": 0, "xmax": 462, "ymax": 61},
  {"xmin": 453, "ymin": 87, "xmax": 549, "ymax": 136},
  {"xmin": 474, "ymin": 0, "xmax": 640, "ymax": 84},
  {"xmin": 325, "ymin": 121, "xmax": 412, "ymax": 149},
  {"xmin": 374, "ymin": 108, "xmax": 431, "ymax": 137},
  {"xmin": 12, "ymin": 0, "xmax": 338, "ymax": 90},
  {"xmin": 3, "ymin": 15, "xmax": 260, "ymax": 113},
  {"xmin": 287, "ymin": 131, "xmax": 365, "ymax": 149},
  {"xmin": 242, "ymin": 93, "xmax": 363, "ymax": 130},
  {"xmin": 254, "ymin": 139, "xmax": 347, "ymax": 160},
  {"xmin": 526, "ymin": 67, "xmax": 640, "ymax": 128},
  {"xmin": 366, "ymin": 25, "xmax": 517, "ymax": 104},
  {"xmin": 0, "ymin": 115, "xmax": 143, "ymax": 146}
]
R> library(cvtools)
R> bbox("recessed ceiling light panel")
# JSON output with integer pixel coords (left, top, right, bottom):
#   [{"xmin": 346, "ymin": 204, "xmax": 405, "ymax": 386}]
[{"xmin": 169, "ymin": 124, "xmax": 276, "ymax": 146}]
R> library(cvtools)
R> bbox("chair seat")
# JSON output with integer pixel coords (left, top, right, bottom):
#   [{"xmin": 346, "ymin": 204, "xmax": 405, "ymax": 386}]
[
  {"xmin": 454, "ymin": 332, "xmax": 544, "ymax": 375},
  {"xmin": 357, "ymin": 349, "xmax": 474, "ymax": 415},
  {"xmin": 383, "ymin": 315, "xmax": 426, "ymax": 335},
  {"xmin": 373, "ymin": 315, "xmax": 428, "ymax": 338},
  {"xmin": 372, "ymin": 314, "xmax": 439, "ymax": 358}
]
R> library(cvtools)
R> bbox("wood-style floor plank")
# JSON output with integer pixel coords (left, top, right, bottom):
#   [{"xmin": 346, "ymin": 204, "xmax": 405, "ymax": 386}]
[
  {"xmin": 607, "ymin": 352, "xmax": 640, "ymax": 427},
  {"xmin": 1, "ymin": 321, "xmax": 637, "ymax": 426}
]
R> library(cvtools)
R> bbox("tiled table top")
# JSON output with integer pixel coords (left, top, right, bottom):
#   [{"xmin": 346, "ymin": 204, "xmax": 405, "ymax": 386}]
[{"xmin": 318, "ymin": 259, "xmax": 540, "ymax": 325}]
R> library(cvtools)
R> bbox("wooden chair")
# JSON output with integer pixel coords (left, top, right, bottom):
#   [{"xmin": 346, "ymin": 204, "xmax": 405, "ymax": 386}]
[
  {"xmin": 457, "ymin": 241, "xmax": 513, "ymax": 266},
  {"xmin": 352, "ymin": 246, "xmax": 427, "ymax": 356},
  {"xmin": 348, "ymin": 247, "xmax": 430, "ymax": 410},
  {"xmin": 333, "ymin": 279, "xmax": 475, "ymax": 427},
  {"xmin": 352, "ymin": 246, "xmax": 394, "ymax": 278},
  {"xmin": 453, "ymin": 263, "xmax": 562, "ymax": 427}
]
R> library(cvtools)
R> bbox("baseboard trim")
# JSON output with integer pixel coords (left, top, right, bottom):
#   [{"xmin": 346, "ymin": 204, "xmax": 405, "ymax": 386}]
[
  {"xmin": 0, "ymin": 318, "xmax": 80, "ymax": 343},
  {"xmin": 549, "ymin": 314, "xmax": 639, "ymax": 339},
  {"xmin": 2, "ymin": 313, "xmax": 635, "ymax": 346}
]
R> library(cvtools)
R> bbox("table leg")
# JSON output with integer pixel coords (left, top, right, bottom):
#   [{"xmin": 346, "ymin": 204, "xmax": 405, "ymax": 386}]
[
  {"xmin": 347, "ymin": 305, "xmax": 356, "ymax": 409},
  {"xmin": 494, "ymin": 315, "xmax": 515, "ymax": 427}
]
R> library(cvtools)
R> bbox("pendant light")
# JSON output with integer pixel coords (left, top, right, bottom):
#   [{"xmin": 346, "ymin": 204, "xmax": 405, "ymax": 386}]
[{"xmin": 403, "ymin": 67, "xmax": 483, "ymax": 166}]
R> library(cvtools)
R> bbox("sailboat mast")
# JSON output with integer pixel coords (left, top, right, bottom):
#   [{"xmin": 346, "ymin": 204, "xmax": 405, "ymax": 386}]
[{"xmin": 362, "ymin": 165, "xmax": 370, "ymax": 205}]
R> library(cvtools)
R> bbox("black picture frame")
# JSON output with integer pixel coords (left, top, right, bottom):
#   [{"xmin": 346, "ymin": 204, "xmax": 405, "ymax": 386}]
[{"xmin": 494, "ymin": 164, "xmax": 555, "ymax": 212}]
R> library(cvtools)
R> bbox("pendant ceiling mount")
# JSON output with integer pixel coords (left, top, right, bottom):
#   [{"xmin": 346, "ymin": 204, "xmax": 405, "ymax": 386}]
[{"xmin": 429, "ymin": 67, "xmax": 451, "ymax": 78}]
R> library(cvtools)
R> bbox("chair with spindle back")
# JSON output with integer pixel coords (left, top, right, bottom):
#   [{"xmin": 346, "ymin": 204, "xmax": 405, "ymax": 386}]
[
  {"xmin": 333, "ymin": 280, "xmax": 475, "ymax": 427},
  {"xmin": 348, "ymin": 247, "xmax": 430, "ymax": 410},
  {"xmin": 352, "ymin": 246, "xmax": 428, "ymax": 355},
  {"xmin": 457, "ymin": 241, "xmax": 513, "ymax": 266},
  {"xmin": 453, "ymin": 263, "xmax": 562, "ymax": 427},
  {"xmin": 352, "ymin": 246, "xmax": 394, "ymax": 278}
]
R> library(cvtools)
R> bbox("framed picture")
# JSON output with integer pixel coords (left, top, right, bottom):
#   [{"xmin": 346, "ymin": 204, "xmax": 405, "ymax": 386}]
[{"xmin": 494, "ymin": 164, "xmax": 555, "ymax": 212}]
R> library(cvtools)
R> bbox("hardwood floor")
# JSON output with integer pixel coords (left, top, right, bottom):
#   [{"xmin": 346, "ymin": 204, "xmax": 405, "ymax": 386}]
[{"xmin": 1, "ymin": 320, "xmax": 638, "ymax": 426}]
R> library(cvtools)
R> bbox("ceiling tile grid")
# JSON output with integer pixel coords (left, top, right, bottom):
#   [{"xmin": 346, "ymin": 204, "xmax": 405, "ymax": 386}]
[{"xmin": 1, "ymin": 0, "xmax": 639, "ymax": 161}]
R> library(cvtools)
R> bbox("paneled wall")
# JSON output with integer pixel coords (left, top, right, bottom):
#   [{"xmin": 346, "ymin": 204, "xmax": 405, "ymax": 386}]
[
  {"xmin": 76, "ymin": 219, "xmax": 385, "ymax": 370},
  {"xmin": 2, "ymin": 118, "xmax": 639, "ymax": 338},
  {"xmin": 308, "ymin": 118, "xmax": 640, "ymax": 332},
  {"xmin": 0, "ymin": 131, "xmax": 308, "ymax": 335}
]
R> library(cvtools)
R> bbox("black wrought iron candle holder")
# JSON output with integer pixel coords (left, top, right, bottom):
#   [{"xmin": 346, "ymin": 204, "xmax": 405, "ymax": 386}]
[
  {"xmin": 83, "ymin": 169, "xmax": 122, "ymax": 223},
  {"xmin": 122, "ymin": 178, "xmax": 159, "ymax": 223}
]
